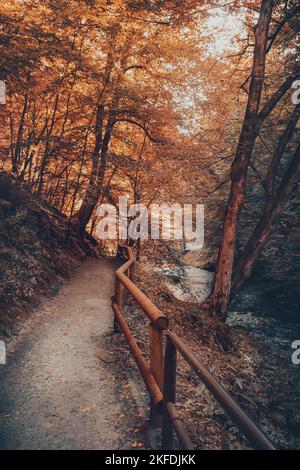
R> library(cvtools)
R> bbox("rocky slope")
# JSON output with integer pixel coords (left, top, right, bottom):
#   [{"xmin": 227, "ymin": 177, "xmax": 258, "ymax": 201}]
[{"xmin": 0, "ymin": 172, "xmax": 98, "ymax": 339}]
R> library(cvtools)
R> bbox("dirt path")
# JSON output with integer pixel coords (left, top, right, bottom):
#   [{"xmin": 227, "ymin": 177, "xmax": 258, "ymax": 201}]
[{"xmin": 0, "ymin": 258, "xmax": 140, "ymax": 450}]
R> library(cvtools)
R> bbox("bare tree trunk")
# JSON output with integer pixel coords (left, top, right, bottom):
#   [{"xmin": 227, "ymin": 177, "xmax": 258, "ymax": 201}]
[
  {"xmin": 65, "ymin": 112, "xmax": 94, "ymax": 239},
  {"xmin": 48, "ymin": 173, "xmax": 61, "ymax": 205},
  {"xmin": 210, "ymin": 0, "xmax": 274, "ymax": 320},
  {"xmin": 60, "ymin": 168, "xmax": 69, "ymax": 212},
  {"xmin": 12, "ymin": 94, "xmax": 28, "ymax": 174},
  {"xmin": 9, "ymin": 112, "xmax": 15, "ymax": 170},
  {"xmin": 89, "ymin": 165, "xmax": 117, "ymax": 236},
  {"xmin": 27, "ymin": 151, "xmax": 34, "ymax": 188},
  {"xmin": 18, "ymin": 128, "xmax": 34, "ymax": 181},
  {"xmin": 76, "ymin": 107, "xmax": 114, "ymax": 235},
  {"xmin": 37, "ymin": 94, "xmax": 59, "ymax": 195}
]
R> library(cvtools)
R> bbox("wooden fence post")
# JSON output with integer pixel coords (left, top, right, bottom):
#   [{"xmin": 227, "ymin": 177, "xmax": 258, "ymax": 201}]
[
  {"xmin": 129, "ymin": 263, "xmax": 135, "ymax": 283},
  {"xmin": 149, "ymin": 324, "xmax": 164, "ymax": 426},
  {"xmin": 161, "ymin": 336, "xmax": 177, "ymax": 449},
  {"xmin": 114, "ymin": 276, "xmax": 123, "ymax": 332}
]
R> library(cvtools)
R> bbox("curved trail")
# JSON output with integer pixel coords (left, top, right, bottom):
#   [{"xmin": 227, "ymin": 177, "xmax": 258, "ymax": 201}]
[{"xmin": 0, "ymin": 258, "xmax": 136, "ymax": 450}]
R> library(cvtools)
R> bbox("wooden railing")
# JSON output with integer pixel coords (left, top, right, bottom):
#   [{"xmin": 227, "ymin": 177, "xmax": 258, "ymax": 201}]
[
  {"xmin": 112, "ymin": 246, "xmax": 275, "ymax": 450},
  {"xmin": 112, "ymin": 246, "xmax": 168, "ymax": 414}
]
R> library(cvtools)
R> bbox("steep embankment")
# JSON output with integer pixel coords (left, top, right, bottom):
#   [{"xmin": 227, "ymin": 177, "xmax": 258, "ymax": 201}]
[{"xmin": 0, "ymin": 172, "xmax": 97, "ymax": 338}]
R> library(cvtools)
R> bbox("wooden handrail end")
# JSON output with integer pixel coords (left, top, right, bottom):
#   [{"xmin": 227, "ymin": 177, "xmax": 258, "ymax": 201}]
[{"xmin": 153, "ymin": 316, "xmax": 169, "ymax": 331}]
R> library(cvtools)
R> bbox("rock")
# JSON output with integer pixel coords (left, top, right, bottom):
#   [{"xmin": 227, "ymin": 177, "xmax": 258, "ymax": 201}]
[
  {"xmin": 202, "ymin": 259, "xmax": 216, "ymax": 272},
  {"xmin": 159, "ymin": 291, "xmax": 172, "ymax": 302},
  {"xmin": 0, "ymin": 198, "xmax": 12, "ymax": 208},
  {"xmin": 182, "ymin": 246, "xmax": 217, "ymax": 270},
  {"xmin": 171, "ymin": 274, "xmax": 181, "ymax": 284},
  {"xmin": 0, "ymin": 198, "xmax": 13, "ymax": 218},
  {"xmin": 12, "ymin": 325, "xmax": 21, "ymax": 336},
  {"xmin": 94, "ymin": 347, "xmax": 115, "ymax": 364},
  {"xmin": 215, "ymin": 322, "xmax": 235, "ymax": 351},
  {"xmin": 186, "ymin": 312, "xmax": 202, "ymax": 325}
]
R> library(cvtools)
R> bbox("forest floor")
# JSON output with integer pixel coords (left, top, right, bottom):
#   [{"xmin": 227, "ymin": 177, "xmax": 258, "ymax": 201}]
[{"xmin": 0, "ymin": 258, "xmax": 147, "ymax": 450}]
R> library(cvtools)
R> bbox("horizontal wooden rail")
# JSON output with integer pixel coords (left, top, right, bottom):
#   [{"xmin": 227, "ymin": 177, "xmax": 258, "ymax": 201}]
[
  {"xmin": 162, "ymin": 332, "xmax": 276, "ymax": 450},
  {"xmin": 115, "ymin": 248, "xmax": 168, "ymax": 331},
  {"xmin": 112, "ymin": 302, "xmax": 163, "ymax": 410}
]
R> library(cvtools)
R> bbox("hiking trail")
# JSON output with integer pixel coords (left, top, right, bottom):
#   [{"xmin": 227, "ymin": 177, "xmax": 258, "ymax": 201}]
[{"xmin": 0, "ymin": 258, "xmax": 140, "ymax": 450}]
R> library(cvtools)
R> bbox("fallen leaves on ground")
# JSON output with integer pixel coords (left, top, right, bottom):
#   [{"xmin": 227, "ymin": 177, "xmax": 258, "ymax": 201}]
[{"xmin": 80, "ymin": 403, "xmax": 96, "ymax": 414}]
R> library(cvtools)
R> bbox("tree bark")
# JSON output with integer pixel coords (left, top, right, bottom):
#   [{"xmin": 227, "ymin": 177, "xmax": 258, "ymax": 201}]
[
  {"xmin": 210, "ymin": 0, "xmax": 274, "ymax": 320},
  {"xmin": 75, "ymin": 105, "xmax": 114, "ymax": 235},
  {"xmin": 37, "ymin": 94, "xmax": 59, "ymax": 194},
  {"xmin": 12, "ymin": 94, "xmax": 28, "ymax": 174}
]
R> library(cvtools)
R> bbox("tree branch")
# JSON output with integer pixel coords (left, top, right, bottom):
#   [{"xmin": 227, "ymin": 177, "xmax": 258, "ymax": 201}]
[{"xmin": 113, "ymin": 118, "xmax": 163, "ymax": 144}]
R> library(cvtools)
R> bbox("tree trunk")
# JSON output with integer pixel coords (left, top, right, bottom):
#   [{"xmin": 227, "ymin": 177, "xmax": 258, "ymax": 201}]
[
  {"xmin": 37, "ymin": 94, "xmax": 59, "ymax": 195},
  {"xmin": 76, "ymin": 106, "xmax": 114, "ymax": 235},
  {"xmin": 210, "ymin": 0, "xmax": 274, "ymax": 320},
  {"xmin": 12, "ymin": 94, "xmax": 28, "ymax": 175}
]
